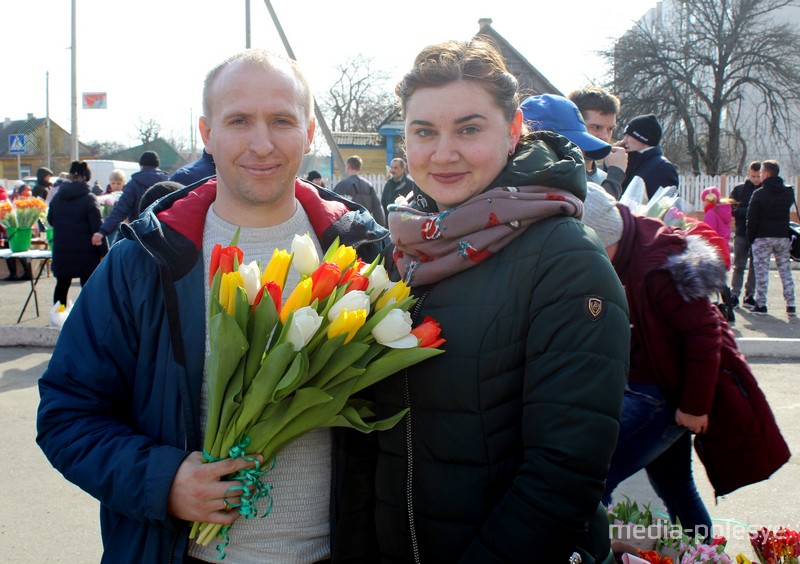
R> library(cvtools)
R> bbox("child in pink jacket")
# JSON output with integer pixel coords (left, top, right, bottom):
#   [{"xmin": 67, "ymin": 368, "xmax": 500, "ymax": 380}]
[{"xmin": 702, "ymin": 186, "xmax": 732, "ymax": 265}]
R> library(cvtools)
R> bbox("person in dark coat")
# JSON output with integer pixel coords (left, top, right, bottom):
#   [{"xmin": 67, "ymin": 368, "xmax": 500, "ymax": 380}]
[
  {"xmin": 746, "ymin": 159, "xmax": 796, "ymax": 316},
  {"xmin": 91, "ymin": 150, "xmax": 169, "ymax": 246},
  {"xmin": 32, "ymin": 167, "xmax": 53, "ymax": 200},
  {"xmin": 378, "ymin": 38, "xmax": 629, "ymax": 563},
  {"xmin": 729, "ymin": 161, "xmax": 761, "ymax": 308},
  {"xmin": 582, "ymin": 184, "xmax": 725, "ymax": 539},
  {"xmin": 47, "ymin": 161, "xmax": 108, "ymax": 305},
  {"xmin": 168, "ymin": 148, "xmax": 216, "ymax": 187},
  {"xmin": 619, "ymin": 114, "xmax": 680, "ymax": 199}
]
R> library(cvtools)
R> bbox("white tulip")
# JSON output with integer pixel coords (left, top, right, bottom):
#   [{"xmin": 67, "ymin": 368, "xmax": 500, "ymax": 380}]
[
  {"xmin": 238, "ymin": 261, "xmax": 262, "ymax": 305},
  {"xmin": 328, "ymin": 290, "xmax": 370, "ymax": 322},
  {"xmin": 362, "ymin": 263, "xmax": 390, "ymax": 302},
  {"xmin": 292, "ymin": 233, "xmax": 320, "ymax": 276},
  {"xmin": 372, "ymin": 309, "xmax": 417, "ymax": 348},
  {"xmin": 285, "ymin": 306, "xmax": 323, "ymax": 351}
]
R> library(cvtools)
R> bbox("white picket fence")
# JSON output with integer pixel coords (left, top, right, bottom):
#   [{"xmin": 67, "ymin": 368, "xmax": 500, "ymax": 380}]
[{"xmin": 677, "ymin": 174, "xmax": 800, "ymax": 212}]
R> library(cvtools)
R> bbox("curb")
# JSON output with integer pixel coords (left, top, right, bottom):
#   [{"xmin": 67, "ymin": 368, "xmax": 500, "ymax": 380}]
[
  {"xmin": 738, "ymin": 337, "xmax": 800, "ymax": 359},
  {"xmin": 0, "ymin": 326, "xmax": 60, "ymax": 348}
]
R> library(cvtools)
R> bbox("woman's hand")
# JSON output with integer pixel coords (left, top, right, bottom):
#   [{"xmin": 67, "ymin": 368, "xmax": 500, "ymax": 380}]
[{"xmin": 675, "ymin": 409, "xmax": 708, "ymax": 434}]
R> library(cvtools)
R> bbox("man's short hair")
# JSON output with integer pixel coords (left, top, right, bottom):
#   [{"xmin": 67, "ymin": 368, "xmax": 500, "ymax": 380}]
[
  {"xmin": 346, "ymin": 156, "xmax": 363, "ymax": 171},
  {"xmin": 749, "ymin": 161, "xmax": 762, "ymax": 172},
  {"xmin": 762, "ymin": 160, "xmax": 779, "ymax": 176},
  {"xmin": 568, "ymin": 86, "xmax": 620, "ymax": 116},
  {"xmin": 202, "ymin": 49, "xmax": 313, "ymax": 123},
  {"xmin": 391, "ymin": 157, "xmax": 406, "ymax": 169}
]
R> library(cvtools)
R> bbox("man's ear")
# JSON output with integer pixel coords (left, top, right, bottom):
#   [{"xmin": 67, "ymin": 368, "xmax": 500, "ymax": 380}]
[
  {"xmin": 305, "ymin": 119, "xmax": 316, "ymax": 154},
  {"xmin": 199, "ymin": 116, "xmax": 212, "ymax": 151}
]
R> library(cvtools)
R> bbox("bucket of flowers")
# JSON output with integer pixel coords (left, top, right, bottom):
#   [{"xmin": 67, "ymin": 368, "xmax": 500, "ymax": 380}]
[
  {"xmin": 189, "ymin": 232, "xmax": 446, "ymax": 558},
  {"xmin": 0, "ymin": 197, "xmax": 48, "ymax": 252}
]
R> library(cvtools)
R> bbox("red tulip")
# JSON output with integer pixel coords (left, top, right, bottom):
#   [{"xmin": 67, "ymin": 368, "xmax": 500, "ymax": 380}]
[
  {"xmin": 253, "ymin": 281, "xmax": 282, "ymax": 313},
  {"xmin": 410, "ymin": 316, "xmax": 446, "ymax": 349},
  {"xmin": 310, "ymin": 262, "xmax": 341, "ymax": 303},
  {"xmin": 209, "ymin": 243, "xmax": 244, "ymax": 285},
  {"xmin": 341, "ymin": 268, "xmax": 370, "ymax": 293}
]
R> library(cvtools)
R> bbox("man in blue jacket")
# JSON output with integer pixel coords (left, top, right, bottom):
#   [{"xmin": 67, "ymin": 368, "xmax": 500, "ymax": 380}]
[
  {"xmin": 91, "ymin": 150, "xmax": 169, "ymax": 246},
  {"xmin": 619, "ymin": 114, "xmax": 680, "ymax": 200},
  {"xmin": 37, "ymin": 49, "xmax": 388, "ymax": 563}
]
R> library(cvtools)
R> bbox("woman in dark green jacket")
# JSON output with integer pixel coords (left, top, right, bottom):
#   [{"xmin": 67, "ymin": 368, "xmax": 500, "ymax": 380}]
[{"xmin": 376, "ymin": 38, "xmax": 630, "ymax": 563}]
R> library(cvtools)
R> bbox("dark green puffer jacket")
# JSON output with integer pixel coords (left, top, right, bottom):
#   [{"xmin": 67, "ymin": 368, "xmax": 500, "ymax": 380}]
[{"xmin": 375, "ymin": 132, "xmax": 630, "ymax": 563}]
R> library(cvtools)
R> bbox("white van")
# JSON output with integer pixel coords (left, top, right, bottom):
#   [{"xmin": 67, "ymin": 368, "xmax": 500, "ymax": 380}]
[{"xmin": 83, "ymin": 160, "xmax": 141, "ymax": 190}]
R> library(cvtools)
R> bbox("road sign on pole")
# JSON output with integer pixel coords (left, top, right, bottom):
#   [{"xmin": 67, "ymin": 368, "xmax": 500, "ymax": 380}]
[{"xmin": 9, "ymin": 134, "xmax": 26, "ymax": 154}]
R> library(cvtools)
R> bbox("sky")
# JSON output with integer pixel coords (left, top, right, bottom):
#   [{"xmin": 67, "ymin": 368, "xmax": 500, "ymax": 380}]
[{"xmin": 2, "ymin": 0, "xmax": 652, "ymax": 151}]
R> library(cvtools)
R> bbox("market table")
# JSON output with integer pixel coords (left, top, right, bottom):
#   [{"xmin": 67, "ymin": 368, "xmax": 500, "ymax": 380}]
[{"xmin": 0, "ymin": 249, "xmax": 53, "ymax": 323}]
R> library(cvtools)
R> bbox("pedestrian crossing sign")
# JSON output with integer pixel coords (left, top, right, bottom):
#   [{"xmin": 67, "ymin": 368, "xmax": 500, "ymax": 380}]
[{"xmin": 9, "ymin": 134, "xmax": 25, "ymax": 153}]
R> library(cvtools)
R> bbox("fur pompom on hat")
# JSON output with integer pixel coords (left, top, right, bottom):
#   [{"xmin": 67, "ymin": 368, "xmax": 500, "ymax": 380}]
[
  {"xmin": 624, "ymin": 114, "xmax": 662, "ymax": 146},
  {"xmin": 582, "ymin": 184, "xmax": 624, "ymax": 248},
  {"xmin": 701, "ymin": 186, "xmax": 720, "ymax": 202}
]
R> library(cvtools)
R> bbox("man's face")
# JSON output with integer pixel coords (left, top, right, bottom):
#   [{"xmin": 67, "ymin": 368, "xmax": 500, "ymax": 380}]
[
  {"xmin": 199, "ymin": 61, "xmax": 314, "ymax": 218},
  {"xmin": 619, "ymin": 134, "xmax": 649, "ymax": 153},
  {"xmin": 747, "ymin": 168, "xmax": 761, "ymax": 185},
  {"xmin": 582, "ymin": 110, "xmax": 617, "ymax": 143},
  {"xmin": 389, "ymin": 161, "xmax": 405, "ymax": 180}
]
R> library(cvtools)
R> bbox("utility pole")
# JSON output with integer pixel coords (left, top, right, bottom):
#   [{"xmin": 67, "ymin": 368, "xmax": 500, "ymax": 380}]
[
  {"xmin": 245, "ymin": 0, "xmax": 251, "ymax": 48},
  {"xmin": 262, "ymin": 0, "xmax": 345, "ymax": 176},
  {"xmin": 46, "ymin": 71, "xmax": 51, "ymax": 169},
  {"xmin": 70, "ymin": 0, "xmax": 79, "ymax": 160}
]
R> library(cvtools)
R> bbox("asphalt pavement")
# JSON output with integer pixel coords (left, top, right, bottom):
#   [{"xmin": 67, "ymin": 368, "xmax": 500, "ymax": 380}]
[{"xmin": 0, "ymin": 258, "xmax": 798, "ymax": 562}]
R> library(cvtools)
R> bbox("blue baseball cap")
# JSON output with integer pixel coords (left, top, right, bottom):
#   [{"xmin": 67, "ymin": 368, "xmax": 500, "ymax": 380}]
[{"xmin": 521, "ymin": 94, "xmax": 612, "ymax": 160}]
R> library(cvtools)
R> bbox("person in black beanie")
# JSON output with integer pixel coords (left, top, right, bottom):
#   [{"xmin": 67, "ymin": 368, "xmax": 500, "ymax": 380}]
[
  {"xmin": 91, "ymin": 150, "xmax": 168, "ymax": 246},
  {"xmin": 618, "ymin": 113, "xmax": 680, "ymax": 199}
]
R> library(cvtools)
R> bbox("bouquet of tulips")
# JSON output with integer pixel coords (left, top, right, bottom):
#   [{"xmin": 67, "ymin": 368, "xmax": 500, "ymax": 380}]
[
  {"xmin": 189, "ymin": 232, "xmax": 445, "ymax": 555},
  {"xmin": 737, "ymin": 527, "xmax": 800, "ymax": 564},
  {"xmin": 96, "ymin": 192, "xmax": 121, "ymax": 220},
  {"xmin": 0, "ymin": 197, "xmax": 48, "ymax": 229}
]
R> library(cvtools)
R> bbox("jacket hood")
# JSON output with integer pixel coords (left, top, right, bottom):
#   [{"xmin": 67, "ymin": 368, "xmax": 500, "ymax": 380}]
[
  {"xmin": 489, "ymin": 131, "xmax": 587, "ymax": 200},
  {"xmin": 57, "ymin": 180, "xmax": 91, "ymax": 201},
  {"xmin": 615, "ymin": 204, "xmax": 725, "ymax": 302},
  {"xmin": 761, "ymin": 175, "xmax": 788, "ymax": 193},
  {"xmin": 665, "ymin": 235, "xmax": 727, "ymax": 301},
  {"xmin": 131, "ymin": 168, "xmax": 168, "ymax": 187}
]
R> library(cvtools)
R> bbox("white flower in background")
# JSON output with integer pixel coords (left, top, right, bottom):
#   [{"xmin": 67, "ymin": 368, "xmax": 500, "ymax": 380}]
[
  {"xmin": 363, "ymin": 263, "xmax": 390, "ymax": 302},
  {"xmin": 238, "ymin": 261, "xmax": 262, "ymax": 305},
  {"xmin": 285, "ymin": 306, "xmax": 323, "ymax": 351},
  {"xmin": 372, "ymin": 309, "xmax": 417, "ymax": 348},
  {"xmin": 328, "ymin": 290, "xmax": 370, "ymax": 322},
  {"xmin": 292, "ymin": 233, "xmax": 319, "ymax": 276}
]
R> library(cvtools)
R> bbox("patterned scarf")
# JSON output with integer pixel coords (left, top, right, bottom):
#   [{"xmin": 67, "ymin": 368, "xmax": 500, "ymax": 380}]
[{"xmin": 388, "ymin": 185, "xmax": 583, "ymax": 286}]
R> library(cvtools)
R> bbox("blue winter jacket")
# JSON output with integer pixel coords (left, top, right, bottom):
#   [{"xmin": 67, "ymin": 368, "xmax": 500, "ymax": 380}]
[
  {"xmin": 98, "ymin": 167, "xmax": 170, "ymax": 237},
  {"xmin": 37, "ymin": 177, "xmax": 389, "ymax": 563}
]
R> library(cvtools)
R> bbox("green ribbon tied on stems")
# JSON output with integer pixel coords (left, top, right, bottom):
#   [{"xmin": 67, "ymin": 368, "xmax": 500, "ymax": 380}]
[{"xmin": 199, "ymin": 435, "xmax": 277, "ymax": 559}]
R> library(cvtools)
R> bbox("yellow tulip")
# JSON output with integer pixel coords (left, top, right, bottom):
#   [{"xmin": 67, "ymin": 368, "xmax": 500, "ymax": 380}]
[
  {"xmin": 262, "ymin": 248, "xmax": 293, "ymax": 289},
  {"xmin": 375, "ymin": 280, "xmax": 411, "ymax": 311},
  {"xmin": 280, "ymin": 278, "xmax": 313, "ymax": 323},
  {"xmin": 219, "ymin": 271, "xmax": 244, "ymax": 315},
  {"xmin": 327, "ymin": 308, "xmax": 367, "ymax": 344},
  {"xmin": 329, "ymin": 244, "xmax": 357, "ymax": 271}
]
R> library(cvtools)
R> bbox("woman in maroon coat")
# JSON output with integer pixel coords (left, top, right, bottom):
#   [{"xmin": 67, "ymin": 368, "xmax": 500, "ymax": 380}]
[{"xmin": 582, "ymin": 184, "xmax": 726, "ymax": 539}]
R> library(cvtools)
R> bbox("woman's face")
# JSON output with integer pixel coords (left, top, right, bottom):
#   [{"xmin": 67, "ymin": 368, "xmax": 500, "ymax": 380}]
[
  {"xmin": 109, "ymin": 179, "xmax": 125, "ymax": 192},
  {"xmin": 404, "ymin": 80, "xmax": 521, "ymax": 210}
]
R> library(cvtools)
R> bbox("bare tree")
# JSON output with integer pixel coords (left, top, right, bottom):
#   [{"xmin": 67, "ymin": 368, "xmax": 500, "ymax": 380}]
[
  {"xmin": 84, "ymin": 140, "xmax": 127, "ymax": 158},
  {"xmin": 322, "ymin": 55, "xmax": 395, "ymax": 132},
  {"xmin": 604, "ymin": 0, "xmax": 800, "ymax": 175},
  {"xmin": 135, "ymin": 118, "xmax": 162, "ymax": 145}
]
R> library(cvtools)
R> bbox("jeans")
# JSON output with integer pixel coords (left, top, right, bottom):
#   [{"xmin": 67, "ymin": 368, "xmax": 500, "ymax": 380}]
[
  {"xmin": 603, "ymin": 384, "xmax": 712, "ymax": 536},
  {"xmin": 730, "ymin": 235, "xmax": 754, "ymax": 298}
]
